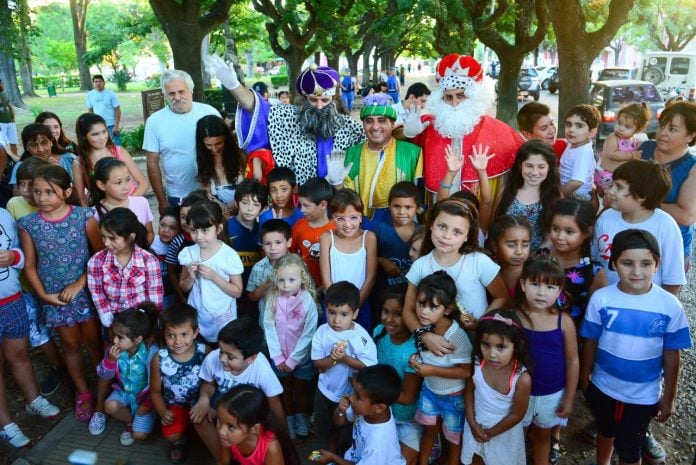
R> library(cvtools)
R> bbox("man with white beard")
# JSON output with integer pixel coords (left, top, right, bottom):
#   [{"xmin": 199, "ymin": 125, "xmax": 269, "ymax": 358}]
[
  {"xmin": 403, "ymin": 54, "xmax": 522, "ymax": 201},
  {"xmin": 206, "ymin": 56, "xmax": 365, "ymax": 185},
  {"xmin": 143, "ymin": 69, "xmax": 220, "ymax": 214}
]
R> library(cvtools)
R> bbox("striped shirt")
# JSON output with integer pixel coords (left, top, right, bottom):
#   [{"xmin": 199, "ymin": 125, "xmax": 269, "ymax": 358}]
[{"xmin": 581, "ymin": 283, "xmax": 692, "ymax": 404}]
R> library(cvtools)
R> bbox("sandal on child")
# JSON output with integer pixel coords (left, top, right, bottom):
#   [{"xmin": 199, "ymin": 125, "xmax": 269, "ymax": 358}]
[
  {"xmin": 168, "ymin": 439, "xmax": 188, "ymax": 464},
  {"xmin": 642, "ymin": 432, "xmax": 666, "ymax": 462},
  {"xmin": 74, "ymin": 392, "xmax": 94, "ymax": 422},
  {"xmin": 549, "ymin": 436, "xmax": 561, "ymax": 465}
]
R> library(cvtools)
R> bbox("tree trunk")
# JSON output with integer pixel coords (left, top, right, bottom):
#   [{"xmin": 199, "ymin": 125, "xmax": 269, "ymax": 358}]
[
  {"xmin": 461, "ymin": 0, "xmax": 549, "ymax": 126},
  {"xmin": 286, "ymin": 51, "xmax": 305, "ymax": 97},
  {"xmin": 360, "ymin": 50, "xmax": 370, "ymax": 87},
  {"xmin": 17, "ymin": 0, "xmax": 38, "ymax": 97},
  {"xmin": 0, "ymin": 0, "xmax": 26, "ymax": 108},
  {"xmin": 372, "ymin": 49, "xmax": 379, "ymax": 83},
  {"xmin": 346, "ymin": 54, "xmax": 359, "ymax": 79},
  {"xmin": 69, "ymin": 0, "xmax": 92, "ymax": 91},
  {"xmin": 19, "ymin": 61, "xmax": 37, "ymax": 97},
  {"xmin": 221, "ymin": 21, "xmax": 244, "ymax": 85},
  {"xmin": 169, "ymin": 28, "xmax": 206, "ymax": 101},
  {"xmin": 547, "ymin": 0, "xmax": 635, "ymax": 136},
  {"xmin": 0, "ymin": 54, "xmax": 26, "ymax": 109},
  {"xmin": 326, "ymin": 51, "xmax": 340, "ymax": 74},
  {"xmin": 149, "ymin": 0, "xmax": 233, "ymax": 103},
  {"xmin": 497, "ymin": 55, "xmax": 526, "ymax": 127}
]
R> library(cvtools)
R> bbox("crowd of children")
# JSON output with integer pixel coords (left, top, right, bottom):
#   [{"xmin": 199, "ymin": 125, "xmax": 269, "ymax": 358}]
[{"xmin": 0, "ymin": 98, "xmax": 693, "ymax": 465}]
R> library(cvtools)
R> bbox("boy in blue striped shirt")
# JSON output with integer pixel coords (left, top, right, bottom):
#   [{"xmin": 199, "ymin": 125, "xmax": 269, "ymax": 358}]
[{"xmin": 580, "ymin": 229, "xmax": 692, "ymax": 465}]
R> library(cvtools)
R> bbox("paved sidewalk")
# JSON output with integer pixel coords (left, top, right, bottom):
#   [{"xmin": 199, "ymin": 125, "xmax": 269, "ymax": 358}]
[{"xmin": 12, "ymin": 415, "xmax": 322, "ymax": 465}]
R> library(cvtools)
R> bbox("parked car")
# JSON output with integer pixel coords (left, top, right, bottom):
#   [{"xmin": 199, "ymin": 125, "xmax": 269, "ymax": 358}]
[
  {"xmin": 548, "ymin": 70, "xmax": 559, "ymax": 93},
  {"xmin": 588, "ymin": 80, "xmax": 665, "ymax": 141},
  {"xmin": 640, "ymin": 51, "xmax": 696, "ymax": 101},
  {"xmin": 535, "ymin": 66, "xmax": 558, "ymax": 90},
  {"xmin": 596, "ymin": 67, "xmax": 638, "ymax": 82},
  {"xmin": 518, "ymin": 67, "xmax": 541, "ymax": 101}
]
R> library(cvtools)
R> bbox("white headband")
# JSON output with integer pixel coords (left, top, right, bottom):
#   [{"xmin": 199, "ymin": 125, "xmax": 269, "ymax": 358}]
[{"xmin": 439, "ymin": 75, "xmax": 478, "ymax": 92}]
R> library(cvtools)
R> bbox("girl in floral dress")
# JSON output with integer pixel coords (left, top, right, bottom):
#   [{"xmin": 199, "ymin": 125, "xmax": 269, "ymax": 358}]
[{"xmin": 19, "ymin": 164, "xmax": 104, "ymax": 423}]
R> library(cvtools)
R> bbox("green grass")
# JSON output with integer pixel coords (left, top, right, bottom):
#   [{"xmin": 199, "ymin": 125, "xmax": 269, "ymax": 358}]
[{"xmin": 16, "ymin": 82, "xmax": 155, "ymax": 143}]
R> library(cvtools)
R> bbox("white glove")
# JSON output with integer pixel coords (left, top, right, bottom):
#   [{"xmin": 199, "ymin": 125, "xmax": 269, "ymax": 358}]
[
  {"xmin": 326, "ymin": 150, "xmax": 353, "ymax": 186},
  {"xmin": 402, "ymin": 101, "xmax": 428, "ymax": 138},
  {"xmin": 204, "ymin": 55, "xmax": 240, "ymax": 90}
]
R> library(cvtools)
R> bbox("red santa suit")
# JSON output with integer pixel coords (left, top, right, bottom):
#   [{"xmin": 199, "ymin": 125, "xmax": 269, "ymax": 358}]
[
  {"xmin": 405, "ymin": 54, "xmax": 522, "ymax": 194},
  {"xmin": 414, "ymin": 114, "xmax": 522, "ymax": 193}
]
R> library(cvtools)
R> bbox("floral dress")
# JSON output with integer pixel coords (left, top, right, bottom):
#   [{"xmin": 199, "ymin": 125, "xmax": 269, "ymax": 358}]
[
  {"xmin": 506, "ymin": 198, "xmax": 544, "ymax": 252},
  {"xmin": 18, "ymin": 206, "xmax": 96, "ymax": 327}
]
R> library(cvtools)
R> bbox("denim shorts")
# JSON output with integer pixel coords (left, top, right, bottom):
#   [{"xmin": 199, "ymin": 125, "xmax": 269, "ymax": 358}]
[
  {"xmin": 0, "ymin": 293, "xmax": 29, "ymax": 343},
  {"xmin": 23, "ymin": 291, "xmax": 51, "ymax": 348},
  {"xmin": 272, "ymin": 358, "xmax": 315, "ymax": 381},
  {"xmin": 107, "ymin": 390, "xmax": 157, "ymax": 434},
  {"xmin": 415, "ymin": 384, "xmax": 465, "ymax": 445},
  {"xmin": 522, "ymin": 389, "xmax": 568, "ymax": 428}
]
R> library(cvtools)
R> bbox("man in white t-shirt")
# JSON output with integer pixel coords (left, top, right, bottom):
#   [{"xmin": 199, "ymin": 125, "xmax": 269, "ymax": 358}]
[
  {"xmin": 143, "ymin": 69, "xmax": 219, "ymax": 214},
  {"xmin": 86, "ymin": 75, "xmax": 122, "ymax": 145}
]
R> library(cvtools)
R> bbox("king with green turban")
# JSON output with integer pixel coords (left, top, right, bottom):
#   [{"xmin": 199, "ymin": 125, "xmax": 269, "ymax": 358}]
[{"xmin": 332, "ymin": 93, "xmax": 423, "ymax": 226}]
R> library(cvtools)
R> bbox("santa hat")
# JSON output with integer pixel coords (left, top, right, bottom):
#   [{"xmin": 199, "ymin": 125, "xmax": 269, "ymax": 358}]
[
  {"xmin": 296, "ymin": 64, "xmax": 340, "ymax": 97},
  {"xmin": 435, "ymin": 54, "xmax": 483, "ymax": 92}
]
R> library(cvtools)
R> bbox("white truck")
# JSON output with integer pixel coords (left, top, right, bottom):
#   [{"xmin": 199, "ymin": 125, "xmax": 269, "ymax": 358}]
[{"xmin": 640, "ymin": 51, "xmax": 696, "ymax": 100}]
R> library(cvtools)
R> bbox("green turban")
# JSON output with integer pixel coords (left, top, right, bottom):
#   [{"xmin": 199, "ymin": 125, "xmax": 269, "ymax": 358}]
[{"xmin": 360, "ymin": 94, "xmax": 397, "ymax": 121}]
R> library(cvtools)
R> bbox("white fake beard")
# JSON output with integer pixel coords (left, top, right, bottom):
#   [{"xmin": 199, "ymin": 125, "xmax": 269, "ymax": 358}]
[{"xmin": 426, "ymin": 83, "xmax": 492, "ymax": 139}]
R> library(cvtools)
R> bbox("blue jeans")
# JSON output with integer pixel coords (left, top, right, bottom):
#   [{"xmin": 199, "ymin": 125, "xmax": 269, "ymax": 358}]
[
  {"xmin": 108, "ymin": 125, "xmax": 122, "ymax": 146},
  {"xmin": 342, "ymin": 91, "xmax": 355, "ymax": 111}
]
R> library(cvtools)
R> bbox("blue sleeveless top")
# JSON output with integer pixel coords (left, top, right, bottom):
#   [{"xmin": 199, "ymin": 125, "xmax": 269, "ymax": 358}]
[
  {"xmin": 341, "ymin": 76, "xmax": 354, "ymax": 92},
  {"xmin": 641, "ymin": 141, "xmax": 696, "ymax": 256},
  {"xmin": 524, "ymin": 312, "xmax": 565, "ymax": 396}
]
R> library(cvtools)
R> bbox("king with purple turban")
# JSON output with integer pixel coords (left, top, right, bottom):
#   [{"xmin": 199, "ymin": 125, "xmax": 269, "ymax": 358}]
[{"xmin": 206, "ymin": 57, "xmax": 365, "ymax": 185}]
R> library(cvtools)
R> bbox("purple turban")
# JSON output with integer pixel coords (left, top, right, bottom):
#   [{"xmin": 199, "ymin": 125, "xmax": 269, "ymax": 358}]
[{"xmin": 295, "ymin": 64, "xmax": 340, "ymax": 96}]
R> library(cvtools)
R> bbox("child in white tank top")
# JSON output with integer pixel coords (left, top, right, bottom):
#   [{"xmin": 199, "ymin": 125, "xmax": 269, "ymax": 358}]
[{"xmin": 319, "ymin": 189, "xmax": 377, "ymax": 332}]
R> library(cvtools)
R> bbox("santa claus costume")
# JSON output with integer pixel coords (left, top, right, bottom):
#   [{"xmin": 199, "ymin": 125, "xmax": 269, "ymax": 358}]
[{"xmin": 403, "ymin": 54, "xmax": 522, "ymax": 200}]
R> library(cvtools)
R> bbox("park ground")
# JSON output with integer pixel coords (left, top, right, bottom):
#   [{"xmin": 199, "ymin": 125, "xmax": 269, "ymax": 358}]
[{"xmin": 3, "ymin": 73, "xmax": 696, "ymax": 465}]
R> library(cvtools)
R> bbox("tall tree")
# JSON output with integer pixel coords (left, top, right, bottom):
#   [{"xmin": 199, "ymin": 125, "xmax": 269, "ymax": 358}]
[
  {"xmin": 16, "ymin": 0, "xmax": 38, "ymax": 97},
  {"xmin": 457, "ymin": 0, "xmax": 549, "ymax": 126},
  {"xmin": 83, "ymin": 2, "xmax": 158, "ymax": 73},
  {"xmin": 70, "ymin": 0, "xmax": 92, "ymax": 91},
  {"xmin": 632, "ymin": 0, "xmax": 695, "ymax": 51},
  {"xmin": 149, "ymin": 0, "xmax": 233, "ymax": 102},
  {"xmin": 547, "ymin": 0, "xmax": 635, "ymax": 134},
  {"xmin": 0, "ymin": 0, "xmax": 26, "ymax": 108},
  {"xmin": 251, "ymin": 0, "xmax": 356, "ymax": 96},
  {"xmin": 425, "ymin": 0, "xmax": 476, "ymax": 56}
]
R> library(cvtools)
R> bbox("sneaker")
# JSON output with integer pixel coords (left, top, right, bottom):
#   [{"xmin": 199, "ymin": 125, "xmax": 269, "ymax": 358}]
[
  {"xmin": 294, "ymin": 413, "xmax": 309, "ymax": 438},
  {"xmin": 120, "ymin": 424, "xmax": 135, "ymax": 446},
  {"xmin": 40, "ymin": 366, "xmax": 61, "ymax": 396},
  {"xmin": 0, "ymin": 423, "xmax": 31, "ymax": 448},
  {"xmin": 286, "ymin": 416, "xmax": 296, "ymax": 441},
  {"xmin": 26, "ymin": 395, "xmax": 60, "ymax": 420},
  {"xmin": 88, "ymin": 412, "xmax": 107, "ymax": 436}
]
